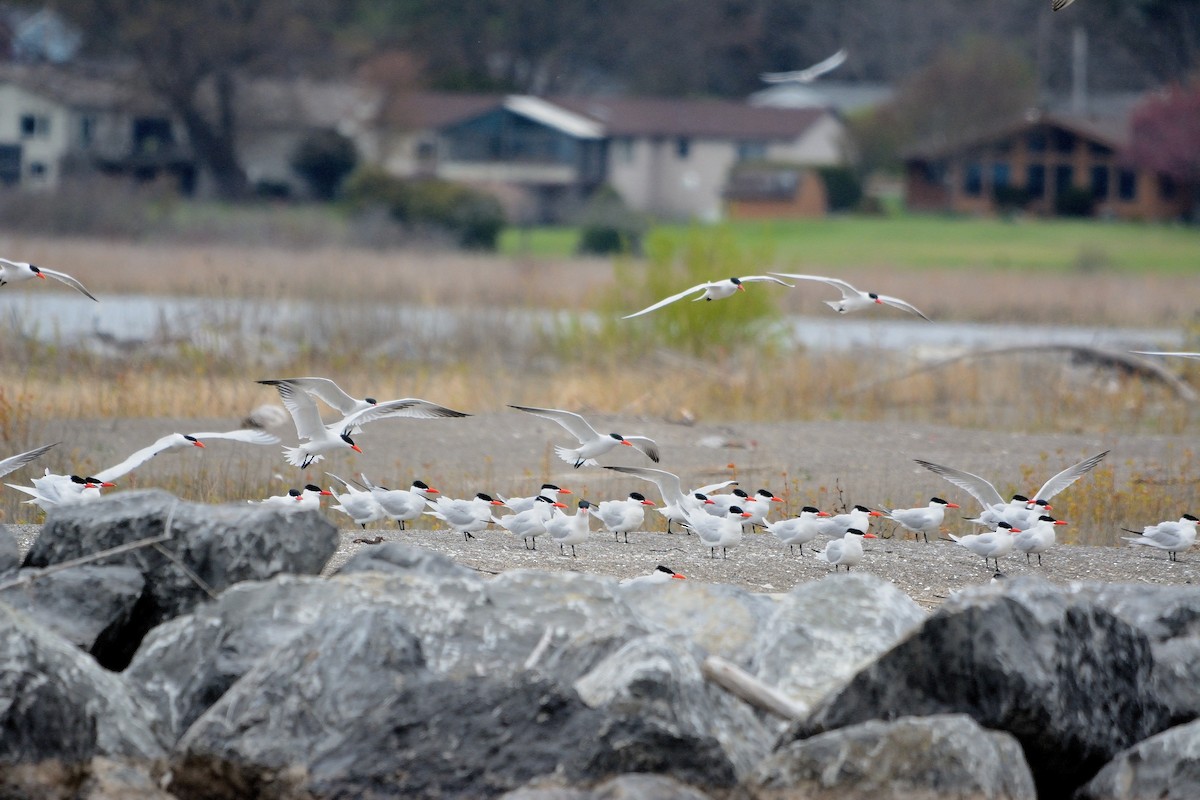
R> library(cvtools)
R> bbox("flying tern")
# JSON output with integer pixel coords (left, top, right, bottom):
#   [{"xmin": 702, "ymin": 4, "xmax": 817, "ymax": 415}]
[
  {"xmin": 770, "ymin": 273, "xmax": 931, "ymax": 320},
  {"xmin": 1122, "ymin": 514, "xmax": 1198, "ymax": 562},
  {"xmin": 1052, "ymin": 0, "xmax": 1078, "ymax": 10},
  {"xmin": 0, "ymin": 257, "xmax": 98, "ymax": 301},
  {"xmin": 604, "ymin": 466, "xmax": 718, "ymax": 534},
  {"xmin": 760, "ymin": 48, "xmax": 848, "ymax": 83},
  {"xmin": 622, "ymin": 275, "xmax": 793, "ymax": 319},
  {"xmin": 509, "ymin": 405, "xmax": 660, "ymax": 468}
]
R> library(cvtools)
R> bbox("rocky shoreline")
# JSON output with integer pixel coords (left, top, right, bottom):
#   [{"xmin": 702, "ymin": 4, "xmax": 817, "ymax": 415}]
[{"xmin": 3, "ymin": 490, "xmax": 1199, "ymax": 799}]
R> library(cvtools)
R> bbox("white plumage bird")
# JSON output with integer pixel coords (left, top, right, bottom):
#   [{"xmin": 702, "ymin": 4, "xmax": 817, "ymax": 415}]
[
  {"xmin": 770, "ymin": 273, "xmax": 931, "ymax": 320},
  {"xmin": 509, "ymin": 405, "xmax": 660, "ymax": 468},
  {"xmin": 0, "ymin": 257, "xmax": 97, "ymax": 301},
  {"xmin": 622, "ymin": 275, "xmax": 793, "ymax": 319},
  {"xmin": 760, "ymin": 48, "xmax": 848, "ymax": 83}
]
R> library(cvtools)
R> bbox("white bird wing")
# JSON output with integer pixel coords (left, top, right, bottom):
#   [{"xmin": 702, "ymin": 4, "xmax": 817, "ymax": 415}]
[
  {"xmin": 738, "ymin": 275, "xmax": 795, "ymax": 288},
  {"xmin": 345, "ymin": 398, "xmax": 470, "ymax": 431},
  {"xmin": 605, "ymin": 465, "xmax": 685, "ymax": 505},
  {"xmin": 622, "ymin": 283, "xmax": 715, "ymax": 319},
  {"xmin": 1132, "ymin": 351, "xmax": 1200, "ymax": 360},
  {"xmin": 94, "ymin": 434, "xmax": 192, "ymax": 483},
  {"xmin": 267, "ymin": 380, "xmax": 329, "ymax": 440},
  {"xmin": 623, "ymin": 436, "xmax": 660, "ymax": 463},
  {"xmin": 693, "ymin": 479, "xmax": 738, "ymax": 496},
  {"xmin": 914, "ymin": 459, "xmax": 1005, "ymax": 510},
  {"xmin": 760, "ymin": 48, "xmax": 847, "ymax": 83},
  {"xmin": 38, "ymin": 267, "xmax": 98, "ymax": 301},
  {"xmin": 1032, "ymin": 450, "xmax": 1109, "ymax": 502},
  {"xmin": 1052, "ymin": 0, "xmax": 1077, "ymax": 10},
  {"xmin": 877, "ymin": 293, "xmax": 932, "ymax": 321},
  {"xmin": 0, "ymin": 442, "xmax": 58, "ymax": 479},
  {"xmin": 261, "ymin": 377, "xmax": 361, "ymax": 415},
  {"xmin": 508, "ymin": 405, "xmax": 598, "ymax": 443},
  {"xmin": 769, "ymin": 272, "xmax": 858, "ymax": 300},
  {"xmin": 185, "ymin": 429, "xmax": 281, "ymax": 446}
]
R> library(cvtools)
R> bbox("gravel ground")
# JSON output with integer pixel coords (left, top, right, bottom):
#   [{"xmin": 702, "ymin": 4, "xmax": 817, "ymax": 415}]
[{"xmin": 7, "ymin": 413, "xmax": 1197, "ymax": 609}]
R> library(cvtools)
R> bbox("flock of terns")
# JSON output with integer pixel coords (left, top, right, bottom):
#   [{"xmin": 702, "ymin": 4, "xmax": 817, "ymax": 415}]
[{"xmin": 0, "ymin": 188, "xmax": 1194, "ymax": 583}]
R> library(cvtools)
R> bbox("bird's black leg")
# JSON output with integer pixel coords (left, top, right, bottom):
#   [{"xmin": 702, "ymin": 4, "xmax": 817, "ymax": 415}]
[{"xmin": 571, "ymin": 545, "xmax": 577, "ymax": 558}]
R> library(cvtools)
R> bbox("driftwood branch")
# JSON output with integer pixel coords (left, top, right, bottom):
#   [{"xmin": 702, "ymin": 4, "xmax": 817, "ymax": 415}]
[
  {"xmin": 844, "ymin": 344, "xmax": 1198, "ymax": 403},
  {"xmin": 701, "ymin": 655, "xmax": 809, "ymax": 721},
  {"xmin": 0, "ymin": 501, "xmax": 180, "ymax": 592}
]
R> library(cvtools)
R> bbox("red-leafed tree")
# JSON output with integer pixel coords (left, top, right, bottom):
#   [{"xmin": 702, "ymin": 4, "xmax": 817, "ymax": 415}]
[{"xmin": 1123, "ymin": 83, "xmax": 1200, "ymax": 220}]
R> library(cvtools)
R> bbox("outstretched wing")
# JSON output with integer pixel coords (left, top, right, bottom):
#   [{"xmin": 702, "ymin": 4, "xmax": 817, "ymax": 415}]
[
  {"xmin": 914, "ymin": 459, "xmax": 1005, "ymax": 510},
  {"xmin": 738, "ymin": 275, "xmax": 795, "ymax": 288},
  {"xmin": 94, "ymin": 434, "xmax": 194, "ymax": 483},
  {"xmin": 622, "ymin": 283, "xmax": 713, "ymax": 319},
  {"xmin": 0, "ymin": 442, "xmax": 58, "ymax": 479},
  {"xmin": 878, "ymin": 293, "xmax": 932, "ymax": 321},
  {"xmin": 1033, "ymin": 450, "xmax": 1109, "ymax": 503},
  {"xmin": 261, "ymin": 379, "xmax": 328, "ymax": 440},
  {"xmin": 760, "ymin": 48, "xmax": 847, "ymax": 83},
  {"xmin": 186, "ymin": 429, "xmax": 281, "ymax": 446},
  {"xmin": 623, "ymin": 436, "xmax": 661, "ymax": 463},
  {"xmin": 605, "ymin": 465, "xmax": 684, "ymax": 505},
  {"xmin": 342, "ymin": 397, "xmax": 469, "ymax": 432},
  {"xmin": 39, "ymin": 267, "xmax": 98, "ymax": 302},
  {"xmin": 509, "ymin": 405, "xmax": 599, "ymax": 444},
  {"xmin": 260, "ymin": 377, "xmax": 361, "ymax": 415},
  {"xmin": 769, "ymin": 272, "xmax": 858, "ymax": 300},
  {"xmin": 1052, "ymin": 0, "xmax": 1077, "ymax": 10},
  {"xmin": 1132, "ymin": 351, "xmax": 1200, "ymax": 361}
]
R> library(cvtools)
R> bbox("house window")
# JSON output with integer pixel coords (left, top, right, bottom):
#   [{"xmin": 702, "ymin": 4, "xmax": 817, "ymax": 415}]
[
  {"xmin": 1054, "ymin": 165, "xmax": 1074, "ymax": 196},
  {"xmin": 27, "ymin": 161, "xmax": 47, "ymax": 181},
  {"xmin": 1090, "ymin": 166, "xmax": 1109, "ymax": 199},
  {"xmin": 1051, "ymin": 128, "xmax": 1075, "ymax": 154},
  {"xmin": 1026, "ymin": 131, "xmax": 1046, "ymax": 153},
  {"xmin": 676, "ymin": 137, "xmax": 690, "ymax": 159},
  {"xmin": 1117, "ymin": 169, "xmax": 1136, "ymax": 201},
  {"xmin": 963, "ymin": 162, "xmax": 982, "ymax": 196},
  {"xmin": 20, "ymin": 113, "xmax": 49, "ymax": 139},
  {"xmin": 992, "ymin": 162, "xmax": 1011, "ymax": 189},
  {"xmin": 736, "ymin": 140, "xmax": 766, "ymax": 161},
  {"xmin": 615, "ymin": 136, "xmax": 635, "ymax": 163},
  {"xmin": 1026, "ymin": 164, "xmax": 1045, "ymax": 198}
]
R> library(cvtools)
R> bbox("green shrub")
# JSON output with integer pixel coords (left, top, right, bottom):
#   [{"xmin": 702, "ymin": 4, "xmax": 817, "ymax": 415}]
[
  {"xmin": 1055, "ymin": 186, "xmax": 1095, "ymax": 218},
  {"xmin": 817, "ymin": 166, "xmax": 863, "ymax": 212},
  {"xmin": 575, "ymin": 186, "xmax": 646, "ymax": 256},
  {"xmin": 290, "ymin": 128, "xmax": 359, "ymax": 200}
]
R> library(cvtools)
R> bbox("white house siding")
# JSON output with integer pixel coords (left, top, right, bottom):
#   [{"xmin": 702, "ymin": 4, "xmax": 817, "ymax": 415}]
[
  {"xmin": 608, "ymin": 137, "xmax": 738, "ymax": 221},
  {"xmin": 0, "ymin": 83, "xmax": 70, "ymax": 187},
  {"xmin": 765, "ymin": 113, "xmax": 846, "ymax": 165}
]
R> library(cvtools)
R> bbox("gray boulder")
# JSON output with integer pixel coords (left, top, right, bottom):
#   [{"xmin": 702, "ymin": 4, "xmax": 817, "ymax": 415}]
[
  {"xmin": 0, "ymin": 564, "xmax": 143, "ymax": 667},
  {"xmin": 1077, "ymin": 718, "xmax": 1200, "ymax": 800},
  {"xmin": 747, "ymin": 713, "xmax": 1036, "ymax": 800},
  {"xmin": 24, "ymin": 489, "xmax": 338, "ymax": 664},
  {"xmin": 575, "ymin": 633, "xmax": 773, "ymax": 779},
  {"xmin": 622, "ymin": 579, "xmax": 777, "ymax": 667},
  {"xmin": 752, "ymin": 573, "xmax": 926, "ymax": 709},
  {"xmin": 790, "ymin": 577, "xmax": 1169, "ymax": 798},
  {"xmin": 0, "ymin": 604, "xmax": 165, "ymax": 767},
  {"xmin": 0, "ymin": 524, "xmax": 19, "ymax": 576},
  {"xmin": 503, "ymin": 773, "xmax": 716, "ymax": 799},
  {"xmin": 336, "ymin": 539, "xmax": 478, "ymax": 579}
]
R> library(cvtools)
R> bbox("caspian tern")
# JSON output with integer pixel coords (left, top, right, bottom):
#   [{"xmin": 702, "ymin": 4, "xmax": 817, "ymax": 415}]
[
  {"xmin": 620, "ymin": 565, "xmax": 687, "ymax": 586},
  {"xmin": 548, "ymin": 499, "xmax": 593, "ymax": 558},
  {"xmin": 884, "ymin": 497, "xmax": 960, "ymax": 543},
  {"xmin": 1122, "ymin": 514, "xmax": 1198, "ymax": 562},
  {"xmin": 254, "ymin": 484, "xmax": 333, "ymax": 510},
  {"xmin": 705, "ymin": 488, "xmax": 750, "ymax": 516},
  {"xmin": 604, "ymin": 466, "xmax": 718, "ymax": 534},
  {"xmin": 765, "ymin": 506, "xmax": 830, "ymax": 554},
  {"xmin": 425, "ymin": 492, "xmax": 504, "ymax": 541},
  {"xmin": 0, "ymin": 257, "xmax": 97, "ymax": 301},
  {"xmin": 494, "ymin": 494, "xmax": 567, "ymax": 550},
  {"xmin": 500, "ymin": 483, "xmax": 572, "ymax": 514},
  {"xmin": 686, "ymin": 505, "xmax": 750, "ymax": 558},
  {"xmin": 7, "ymin": 473, "xmax": 114, "ymax": 510},
  {"xmin": 596, "ymin": 491, "xmax": 656, "ymax": 543},
  {"xmin": 259, "ymin": 378, "xmax": 468, "ymax": 468},
  {"xmin": 770, "ymin": 273, "xmax": 931, "ymax": 321},
  {"xmin": 915, "ymin": 451, "xmax": 1108, "ymax": 530},
  {"xmin": 327, "ymin": 473, "xmax": 387, "ymax": 529},
  {"xmin": 358, "ymin": 476, "xmax": 439, "ymax": 530},
  {"xmin": 740, "ymin": 488, "xmax": 784, "ymax": 530},
  {"xmin": 509, "ymin": 405, "xmax": 660, "ymax": 468},
  {"xmin": 1014, "ymin": 515, "xmax": 1067, "ymax": 565},
  {"xmin": 0, "ymin": 442, "xmax": 58, "ymax": 479},
  {"xmin": 817, "ymin": 529, "xmax": 876, "ymax": 571},
  {"xmin": 950, "ymin": 521, "xmax": 1019, "ymax": 570},
  {"xmin": 622, "ymin": 275, "xmax": 794, "ymax": 319},
  {"xmin": 760, "ymin": 48, "xmax": 848, "ymax": 83},
  {"xmin": 816, "ymin": 504, "xmax": 884, "ymax": 538}
]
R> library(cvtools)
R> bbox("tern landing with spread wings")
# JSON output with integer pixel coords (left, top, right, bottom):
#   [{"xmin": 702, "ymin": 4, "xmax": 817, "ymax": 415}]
[
  {"xmin": 0, "ymin": 257, "xmax": 98, "ymax": 301},
  {"xmin": 510, "ymin": 405, "xmax": 660, "ymax": 468},
  {"xmin": 771, "ymin": 273, "xmax": 931, "ymax": 320},
  {"xmin": 622, "ymin": 275, "xmax": 793, "ymax": 319}
]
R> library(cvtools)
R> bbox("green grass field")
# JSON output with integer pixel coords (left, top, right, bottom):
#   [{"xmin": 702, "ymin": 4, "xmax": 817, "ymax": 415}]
[{"xmin": 501, "ymin": 215, "xmax": 1200, "ymax": 273}]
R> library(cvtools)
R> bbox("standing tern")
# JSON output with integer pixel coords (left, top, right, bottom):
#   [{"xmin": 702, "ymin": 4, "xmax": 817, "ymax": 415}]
[
  {"xmin": 686, "ymin": 505, "xmax": 750, "ymax": 558},
  {"xmin": 509, "ymin": 405, "xmax": 660, "ymax": 468},
  {"xmin": 359, "ymin": 476, "xmax": 439, "ymax": 530},
  {"xmin": 494, "ymin": 494, "xmax": 567, "ymax": 550},
  {"xmin": 817, "ymin": 529, "xmax": 876, "ymax": 572},
  {"xmin": 7, "ymin": 473, "xmax": 114, "ymax": 510},
  {"xmin": 259, "ymin": 379, "xmax": 468, "ymax": 468},
  {"xmin": 915, "ymin": 450, "xmax": 1108, "ymax": 529},
  {"xmin": 327, "ymin": 473, "xmax": 387, "ymax": 529},
  {"xmin": 0, "ymin": 257, "xmax": 98, "ymax": 301},
  {"xmin": 770, "ymin": 273, "xmax": 931, "ymax": 320},
  {"xmin": 426, "ymin": 492, "xmax": 504, "ymax": 541},
  {"xmin": 547, "ymin": 499, "xmax": 594, "ymax": 558},
  {"xmin": 622, "ymin": 275, "xmax": 794, "ymax": 319},
  {"xmin": 596, "ymin": 491, "xmax": 656, "ymax": 543},
  {"xmin": 1014, "ymin": 515, "xmax": 1067, "ymax": 565},
  {"xmin": 620, "ymin": 565, "xmax": 687, "ymax": 586},
  {"xmin": 950, "ymin": 522, "xmax": 1019, "ymax": 570},
  {"xmin": 500, "ymin": 483, "xmax": 572, "ymax": 514},
  {"xmin": 604, "ymin": 466, "xmax": 717, "ymax": 534},
  {"xmin": 254, "ymin": 484, "xmax": 332, "ymax": 510},
  {"xmin": 1122, "ymin": 514, "xmax": 1198, "ymax": 561},
  {"xmin": 760, "ymin": 48, "xmax": 848, "ymax": 83},
  {"xmin": 816, "ymin": 504, "xmax": 884, "ymax": 538},
  {"xmin": 740, "ymin": 488, "xmax": 783, "ymax": 531},
  {"xmin": 0, "ymin": 442, "xmax": 58, "ymax": 479},
  {"xmin": 884, "ymin": 497, "xmax": 960, "ymax": 543},
  {"xmin": 765, "ymin": 506, "xmax": 830, "ymax": 554}
]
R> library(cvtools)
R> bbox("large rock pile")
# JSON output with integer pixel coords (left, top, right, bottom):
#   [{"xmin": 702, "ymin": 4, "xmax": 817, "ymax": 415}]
[{"xmin": 2, "ymin": 491, "xmax": 1200, "ymax": 799}]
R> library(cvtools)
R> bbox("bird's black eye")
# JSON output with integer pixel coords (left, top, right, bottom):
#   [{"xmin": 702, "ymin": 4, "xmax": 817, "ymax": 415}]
[{"xmin": 365, "ymin": 397, "xmax": 377, "ymax": 405}]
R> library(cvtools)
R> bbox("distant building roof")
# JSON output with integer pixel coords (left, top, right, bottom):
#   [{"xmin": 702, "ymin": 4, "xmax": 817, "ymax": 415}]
[
  {"xmin": 502, "ymin": 95, "xmax": 604, "ymax": 139},
  {"xmin": 0, "ymin": 62, "xmax": 162, "ymax": 113},
  {"xmin": 902, "ymin": 107, "xmax": 1135, "ymax": 161},
  {"xmin": 550, "ymin": 95, "xmax": 829, "ymax": 140}
]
